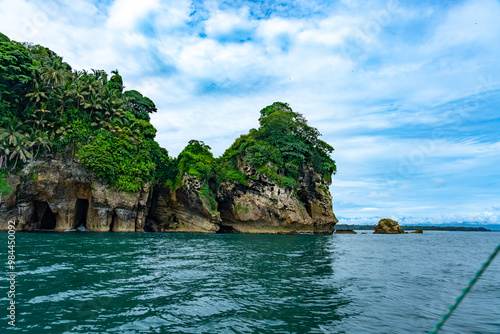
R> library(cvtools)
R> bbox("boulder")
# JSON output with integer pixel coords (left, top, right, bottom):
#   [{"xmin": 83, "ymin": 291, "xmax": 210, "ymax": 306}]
[
  {"xmin": 373, "ymin": 218, "xmax": 406, "ymax": 234},
  {"xmin": 411, "ymin": 229, "xmax": 423, "ymax": 233}
]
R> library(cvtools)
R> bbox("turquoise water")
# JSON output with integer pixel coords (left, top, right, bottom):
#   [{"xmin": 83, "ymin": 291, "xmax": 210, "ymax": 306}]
[{"xmin": 1, "ymin": 231, "xmax": 499, "ymax": 333}]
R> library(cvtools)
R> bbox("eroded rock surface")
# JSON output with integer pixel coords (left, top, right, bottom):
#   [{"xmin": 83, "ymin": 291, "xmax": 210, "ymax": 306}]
[
  {"xmin": 1, "ymin": 157, "xmax": 338, "ymax": 235},
  {"xmin": 0, "ymin": 156, "xmax": 150, "ymax": 232},
  {"xmin": 374, "ymin": 218, "xmax": 406, "ymax": 234},
  {"xmin": 147, "ymin": 174, "xmax": 221, "ymax": 233},
  {"xmin": 217, "ymin": 163, "xmax": 337, "ymax": 234}
]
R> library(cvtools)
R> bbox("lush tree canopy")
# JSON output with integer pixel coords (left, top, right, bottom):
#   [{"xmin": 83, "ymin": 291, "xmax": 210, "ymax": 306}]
[
  {"xmin": 176, "ymin": 140, "xmax": 218, "ymax": 213},
  {"xmin": 177, "ymin": 140, "xmax": 215, "ymax": 180},
  {"xmin": 123, "ymin": 89, "xmax": 157, "ymax": 121},
  {"xmin": 0, "ymin": 36, "xmax": 33, "ymax": 117},
  {"xmin": 0, "ymin": 33, "xmax": 166, "ymax": 191},
  {"xmin": 219, "ymin": 102, "xmax": 336, "ymax": 187}
]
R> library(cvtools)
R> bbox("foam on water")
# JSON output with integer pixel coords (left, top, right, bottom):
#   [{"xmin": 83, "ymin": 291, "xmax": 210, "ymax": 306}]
[{"xmin": 76, "ymin": 225, "xmax": 87, "ymax": 232}]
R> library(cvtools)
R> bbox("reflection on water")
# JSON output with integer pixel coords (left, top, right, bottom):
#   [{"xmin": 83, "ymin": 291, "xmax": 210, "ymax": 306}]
[{"xmin": 1, "ymin": 231, "xmax": 499, "ymax": 333}]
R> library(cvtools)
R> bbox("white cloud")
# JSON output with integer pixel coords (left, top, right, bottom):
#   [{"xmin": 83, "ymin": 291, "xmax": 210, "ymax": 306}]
[
  {"xmin": 154, "ymin": 1, "xmax": 192, "ymax": 30},
  {"xmin": 204, "ymin": 7, "xmax": 254, "ymax": 38},
  {"xmin": 106, "ymin": 0, "xmax": 160, "ymax": 31},
  {"xmin": 0, "ymin": 0, "xmax": 499, "ymax": 224},
  {"xmin": 430, "ymin": 0, "xmax": 500, "ymax": 48},
  {"xmin": 359, "ymin": 207, "xmax": 380, "ymax": 212}
]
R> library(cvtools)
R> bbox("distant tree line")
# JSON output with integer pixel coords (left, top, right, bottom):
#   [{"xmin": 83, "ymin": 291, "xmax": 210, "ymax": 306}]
[{"xmin": 335, "ymin": 224, "xmax": 491, "ymax": 232}]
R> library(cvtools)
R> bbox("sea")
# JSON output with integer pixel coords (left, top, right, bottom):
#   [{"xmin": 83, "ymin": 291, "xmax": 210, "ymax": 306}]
[{"xmin": 1, "ymin": 231, "xmax": 499, "ymax": 334}]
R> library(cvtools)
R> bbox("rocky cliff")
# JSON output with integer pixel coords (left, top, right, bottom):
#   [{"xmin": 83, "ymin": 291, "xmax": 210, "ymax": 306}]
[
  {"xmin": 0, "ymin": 155, "xmax": 150, "ymax": 232},
  {"xmin": 146, "ymin": 174, "xmax": 221, "ymax": 233},
  {"xmin": 1, "ymin": 152, "xmax": 337, "ymax": 234},
  {"xmin": 216, "ymin": 162, "xmax": 337, "ymax": 234}
]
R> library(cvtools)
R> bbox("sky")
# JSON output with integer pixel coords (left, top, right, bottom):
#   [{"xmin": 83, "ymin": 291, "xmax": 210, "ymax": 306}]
[{"xmin": 1, "ymin": 0, "xmax": 499, "ymax": 225}]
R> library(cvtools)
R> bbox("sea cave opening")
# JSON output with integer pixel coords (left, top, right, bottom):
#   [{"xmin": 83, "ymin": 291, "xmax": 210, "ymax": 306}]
[
  {"xmin": 109, "ymin": 211, "xmax": 117, "ymax": 232},
  {"xmin": 216, "ymin": 224, "xmax": 237, "ymax": 233},
  {"xmin": 74, "ymin": 198, "xmax": 89, "ymax": 229},
  {"xmin": 32, "ymin": 201, "xmax": 57, "ymax": 230}
]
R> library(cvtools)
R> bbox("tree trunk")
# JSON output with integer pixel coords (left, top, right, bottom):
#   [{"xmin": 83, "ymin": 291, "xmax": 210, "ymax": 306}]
[
  {"xmin": 12, "ymin": 155, "xmax": 18, "ymax": 170},
  {"xmin": 35, "ymin": 145, "xmax": 41, "ymax": 159}
]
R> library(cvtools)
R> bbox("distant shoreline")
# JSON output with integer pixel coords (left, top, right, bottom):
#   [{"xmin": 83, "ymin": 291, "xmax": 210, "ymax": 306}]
[{"xmin": 335, "ymin": 224, "xmax": 492, "ymax": 232}]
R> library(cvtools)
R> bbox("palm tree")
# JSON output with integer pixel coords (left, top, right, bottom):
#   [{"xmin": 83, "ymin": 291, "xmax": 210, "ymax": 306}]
[
  {"xmin": 27, "ymin": 130, "xmax": 52, "ymax": 159},
  {"xmin": 82, "ymin": 92, "xmax": 103, "ymax": 118},
  {"xmin": 111, "ymin": 118, "xmax": 142, "ymax": 144},
  {"xmin": 0, "ymin": 139, "xmax": 9, "ymax": 170},
  {"xmin": 95, "ymin": 89, "xmax": 123, "ymax": 121},
  {"xmin": 55, "ymin": 81, "xmax": 75, "ymax": 116},
  {"xmin": 55, "ymin": 125, "xmax": 74, "ymax": 141},
  {"xmin": 70, "ymin": 79, "xmax": 86, "ymax": 111},
  {"xmin": 9, "ymin": 136, "xmax": 34, "ymax": 170},
  {"xmin": 108, "ymin": 69, "xmax": 124, "ymax": 92},
  {"xmin": 91, "ymin": 69, "xmax": 108, "ymax": 85},
  {"xmin": 41, "ymin": 57, "xmax": 69, "ymax": 88},
  {"xmin": 31, "ymin": 103, "xmax": 52, "ymax": 130},
  {"xmin": 0, "ymin": 119, "xmax": 32, "ymax": 170},
  {"xmin": 0, "ymin": 118, "xmax": 25, "ymax": 147},
  {"xmin": 25, "ymin": 80, "xmax": 48, "ymax": 104},
  {"xmin": 0, "ymin": 129, "xmax": 34, "ymax": 171}
]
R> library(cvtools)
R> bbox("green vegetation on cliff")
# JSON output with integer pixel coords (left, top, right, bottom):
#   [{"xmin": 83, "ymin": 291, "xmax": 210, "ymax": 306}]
[
  {"xmin": 1, "ymin": 33, "xmax": 335, "ymax": 197},
  {"xmin": 0, "ymin": 169, "xmax": 14, "ymax": 198},
  {"xmin": 175, "ymin": 140, "xmax": 218, "ymax": 214},
  {"xmin": 164, "ymin": 102, "xmax": 337, "ymax": 195},
  {"xmin": 218, "ymin": 102, "xmax": 336, "ymax": 188},
  {"xmin": 0, "ymin": 32, "xmax": 167, "ymax": 191}
]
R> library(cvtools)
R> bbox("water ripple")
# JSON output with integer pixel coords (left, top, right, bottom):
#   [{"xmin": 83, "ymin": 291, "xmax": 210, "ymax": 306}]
[{"xmin": 1, "ymin": 232, "xmax": 498, "ymax": 333}]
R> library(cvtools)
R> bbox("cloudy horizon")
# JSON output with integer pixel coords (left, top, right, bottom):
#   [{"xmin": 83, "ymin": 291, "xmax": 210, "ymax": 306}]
[{"xmin": 1, "ymin": 0, "xmax": 499, "ymax": 225}]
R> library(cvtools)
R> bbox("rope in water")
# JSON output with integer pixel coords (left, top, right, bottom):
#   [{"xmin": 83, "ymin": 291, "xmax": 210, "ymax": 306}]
[{"xmin": 429, "ymin": 242, "xmax": 500, "ymax": 334}]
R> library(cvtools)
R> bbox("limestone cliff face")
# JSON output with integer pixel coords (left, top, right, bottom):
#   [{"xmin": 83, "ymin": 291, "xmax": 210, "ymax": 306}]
[
  {"xmin": 296, "ymin": 164, "xmax": 338, "ymax": 232},
  {"xmin": 0, "ymin": 158, "xmax": 337, "ymax": 235},
  {"xmin": 216, "ymin": 162, "xmax": 337, "ymax": 234},
  {"xmin": 147, "ymin": 174, "xmax": 221, "ymax": 233},
  {"xmin": 0, "ymin": 156, "xmax": 150, "ymax": 232}
]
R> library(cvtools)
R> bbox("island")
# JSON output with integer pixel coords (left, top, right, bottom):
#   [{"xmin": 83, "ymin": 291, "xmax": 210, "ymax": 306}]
[{"xmin": 0, "ymin": 33, "xmax": 338, "ymax": 234}]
